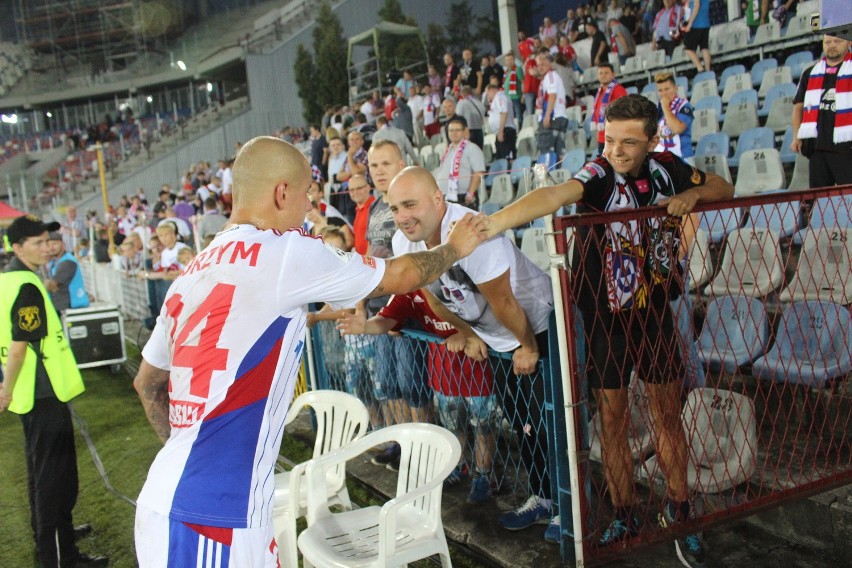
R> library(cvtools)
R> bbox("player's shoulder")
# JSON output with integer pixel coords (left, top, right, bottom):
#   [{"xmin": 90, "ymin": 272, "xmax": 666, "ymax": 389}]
[{"xmin": 573, "ymin": 156, "xmax": 611, "ymax": 184}]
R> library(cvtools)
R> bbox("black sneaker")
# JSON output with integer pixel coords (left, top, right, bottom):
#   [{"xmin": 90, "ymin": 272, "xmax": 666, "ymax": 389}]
[
  {"xmin": 370, "ymin": 443, "xmax": 400, "ymax": 467},
  {"xmin": 74, "ymin": 524, "xmax": 93, "ymax": 541},
  {"xmin": 75, "ymin": 552, "xmax": 110, "ymax": 567}
]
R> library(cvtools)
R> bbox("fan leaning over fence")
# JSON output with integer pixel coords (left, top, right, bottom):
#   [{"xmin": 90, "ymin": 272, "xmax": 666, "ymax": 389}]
[{"xmin": 480, "ymin": 95, "xmax": 735, "ymax": 568}]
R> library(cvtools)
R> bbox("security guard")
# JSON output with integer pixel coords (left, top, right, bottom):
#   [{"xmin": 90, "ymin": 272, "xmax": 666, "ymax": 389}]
[{"xmin": 0, "ymin": 215, "xmax": 108, "ymax": 567}]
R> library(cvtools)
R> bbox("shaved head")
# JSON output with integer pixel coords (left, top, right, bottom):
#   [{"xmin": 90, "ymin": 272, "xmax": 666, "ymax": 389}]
[
  {"xmin": 231, "ymin": 136, "xmax": 310, "ymax": 209},
  {"xmin": 388, "ymin": 167, "xmax": 446, "ymax": 247},
  {"xmin": 230, "ymin": 136, "xmax": 312, "ymax": 230},
  {"xmin": 389, "ymin": 166, "xmax": 441, "ymax": 198}
]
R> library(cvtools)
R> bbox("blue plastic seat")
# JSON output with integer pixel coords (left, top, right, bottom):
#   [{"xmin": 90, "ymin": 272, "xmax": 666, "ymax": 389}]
[
  {"xmin": 691, "ymin": 70, "xmax": 717, "ymax": 92},
  {"xmin": 759, "ymin": 83, "xmax": 796, "ymax": 117},
  {"xmin": 536, "ymin": 152, "xmax": 557, "ymax": 169},
  {"xmin": 780, "ymin": 126, "xmax": 797, "ymax": 164},
  {"xmin": 561, "ymin": 148, "xmax": 587, "ymax": 175},
  {"xmin": 484, "ymin": 159, "xmax": 508, "ymax": 189},
  {"xmin": 719, "ymin": 64, "xmax": 747, "ymax": 93},
  {"xmin": 695, "ymin": 132, "xmax": 731, "ymax": 158},
  {"xmin": 510, "ymin": 156, "xmax": 532, "ymax": 185},
  {"xmin": 752, "ymin": 301, "xmax": 852, "ymax": 388},
  {"xmin": 746, "ymin": 202, "xmax": 802, "ymax": 238},
  {"xmin": 727, "ymin": 89, "xmax": 759, "ymax": 109},
  {"xmin": 697, "ymin": 295, "xmax": 769, "ymax": 373},
  {"xmin": 626, "ymin": 85, "xmax": 639, "ymax": 95},
  {"xmin": 699, "ymin": 207, "xmax": 742, "ymax": 243},
  {"xmin": 695, "ymin": 95, "xmax": 723, "ymax": 119},
  {"xmin": 750, "ymin": 58, "xmax": 778, "ymax": 88},
  {"xmin": 730, "ymin": 126, "xmax": 774, "ymax": 167},
  {"xmin": 809, "ymin": 195, "xmax": 852, "ymax": 229},
  {"xmin": 480, "ymin": 201, "xmax": 501, "ymax": 215},
  {"xmin": 784, "ymin": 50, "xmax": 815, "ymax": 82},
  {"xmin": 641, "ymin": 82, "xmax": 657, "ymax": 97}
]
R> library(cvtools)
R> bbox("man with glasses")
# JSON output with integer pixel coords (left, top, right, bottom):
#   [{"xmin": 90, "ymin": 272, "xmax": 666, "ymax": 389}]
[
  {"xmin": 348, "ymin": 174, "xmax": 374, "ymax": 255},
  {"xmin": 436, "ymin": 117, "xmax": 485, "ymax": 206}
]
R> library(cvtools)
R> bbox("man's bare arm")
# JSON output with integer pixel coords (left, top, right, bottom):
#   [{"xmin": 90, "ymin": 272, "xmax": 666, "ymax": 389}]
[
  {"xmin": 485, "ymin": 180, "xmax": 584, "ymax": 238},
  {"xmin": 134, "ymin": 360, "xmax": 172, "ymax": 444}
]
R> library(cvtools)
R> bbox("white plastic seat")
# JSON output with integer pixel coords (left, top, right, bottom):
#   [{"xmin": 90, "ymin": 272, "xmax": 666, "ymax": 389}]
[
  {"xmin": 486, "ymin": 173, "xmax": 514, "ymax": 207},
  {"xmin": 641, "ymin": 389, "xmax": 757, "ymax": 493},
  {"xmin": 757, "ymin": 66, "xmax": 793, "ymax": 98},
  {"xmin": 705, "ymin": 228, "xmax": 783, "ymax": 297},
  {"xmin": 721, "ymin": 72, "xmax": 753, "ymax": 104},
  {"xmin": 780, "ymin": 228, "xmax": 852, "ymax": 305},
  {"xmin": 520, "ymin": 226, "xmax": 550, "ymax": 271},
  {"xmin": 700, "ymin": 207, "xmax": 743, "ymax": 243},
  {"xmin": 272, "ymin": 390, "xmax": 369, "ymax": 568},
  {"xmin": 692, "ymin": 153, "xmax": 732, "ymax": 183},
  {"xmin": 721, "ymin": 99, "xmax": 759, "ymax": 138},
  {"xmin": 688, "ymin": 228, "xmax": 713, "ymax": 291},
  {"xmin": 691, "ymin": 107, "xmax": 720, "ymax": 143},
  {"xmin": 589, "ymin": 378, "xmax": 655, "ymax": 464},
  {"xmin": 746, "ymin": 201, "xmax": 802, "ymax": 239},
  {"xmin": 690, "ymin": 79, "xmax": 719, "ymax": 106},
  {"xmin": 297, "ymin": 423, "xmax": 460, "ymax": 568},
  {"xmin": 734, "ymin": 149, "xmax": 786, "ymax": 196},
  {"xmin": 752, "ymin": 21, "xmax": 781, "ymax": 45},
  {"xmin": 787, "ymin": 153, "xmax": 810, "ymax": 191}
]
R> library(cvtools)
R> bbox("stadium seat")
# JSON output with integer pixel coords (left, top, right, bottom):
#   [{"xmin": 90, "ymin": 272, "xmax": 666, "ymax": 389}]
[
  {"xmin": 480, "ymin": 202, "xmax": 501, "ymax": 215},
  {"xmin": 550, "ymin": 168, "xmax": 571, "ymax": 184},
  {"xmin": 700, "ymin": 207, "xmax": 743, "ymax": 243},
  {"xmin": 780, "ymin": 228, "xmax": 852, "ymax": 305},
  {"xmin": 433, "ymin": 141, "xmax": 447, "ymax": 159},
  {"xmin": 788, "ymin": 153, "xmax": 810, "ymax": 190},
  {"xmin": 809, "ymin": 194, "xmax": 852, "ymax": 229},
  {"xmin": 621, "ymin": 55, "xmax": 643, "ymax": 75},
  {"xmin": 693, "ymin": 153, "xmax": 733, "ymax": 183},
  {"xmin": 514, "ymin": 169, "xmax": 534, "ymax": 201},
  {"xmin": 752, "ymin": 301, "xmax": 852, "ymax": 388},
  {"xmin": 696, "ymin": 295, "xmax": 769, "ymax": 372},
  {"xmin": 565, "ymin": 105, "xmax": 584, "ymax": 127},
  {"xmin": 671, "ymin": 44, "xmax": 688, "ymax": 65},
  {"xmin": 780, "ymin": 126, "xmax": 797, "ymax": 163},
  {"xmin": 750, "ymin": 58, "xmax": 778, "ymax": 88},
  {"xmin": 758, "ymin": 66, "xmax": 793, "ymax": 98},
  {"xmin": 719, "ymin": 28, "xmax": 750, "ymax": 54},
  {"xmin": 562, "ymin": 148, "xmax": 587, "ymax": 175},
  {"xmin": 486, "ymin": 173, "xmax": 514, "ymax": 206},
  {"xmin": 705, "ymin": 228, "xmax": 784, "ymax": 297},
  {"xmin": 696, "ymin": 131, "xmax": 731, "ymax": 158},
  {"xmin": 691, "ymin": 70, "xmax": 717, "ymax": 91},
  {"xmin": 784, "ymin": 50, "xmax": 815, "ymax": 81},
  {"xmin": 536, "ymin": 152, "xmax": 557, "ymax": 168},
  {"xmin": 582, "ymin": 66, "xmax": 599, "ymax": 85},
  {"xmin": 583, "ymin": 111, "xmax": 595, "ymax": 140},
  {"xmin": 752, "ymin": 21, "xmax": 781, "ymax": 45},
  {"xmin": 520, "ymin": 227, "xmax": 550, "ymax": 271},
  {"xmin": 734, "ymin": 149, "xmax": 786, "ymax": 195},
  {"xmin": 691, "ymin": 108, "xmax": 720, "ymax": 144},
  {"xmin": 676, "ymin": 75, "xmax": 689, "ymax": 96},
  {"xmin": 517, "ymin": 133, "xmax": 537, "ymax": 158},
  {"xmin": 645, "ymin": 49, "xmax": 666, "ymax": 69},
  {"xmin": 760, "ymin": 83, "xmax": 796, "ymax": 130},
  {"xmin": 510, "ymin": 155, "xmax": 532, "ymax": 185},
  {"xmin": 563, "ymin": 129, "xmax": 588, "ymax": 154},
  {"xmin": 588, "ymin": 378, "xmax": 654, "ymax": 464},
  {"xmin": 722, "ymin": 91, "xmax": 760, "ymax": 138},
  {"xmin": 784, "ymin": 14, "xmax": 813, "ymax": 39},
  {"xmin": 695, "ymin": 94, "xmax": 723, "ymax": 119},
  {"xmin": 746, "ymin": 201, "xmax": 802, "ymax": 238},
  {"xmin": 730, "ymin": 126, "xmax": 774, "ymax": 167},
  {"xmin": 296, "ymin": 423, "xmax": 459, "ymax": 568},
  {"xmin": 521, "ymin": 114, "xmax": 538, "ymax": 132},
  {"xmin": 642, "ymin": 389, "xmax": 757, "ymax": 494},
  {"xmin": 719, "ymin": 64, "xmax": 746, "ymax": 94},
  {"xmin": 691, "ymin": 79, "xmax": 720, "ymax": 107},
  {"xmin": 688, "ymin": 228, "xmax": 713, "ymax": 291},
  {"xmin": 482, "ymin": 133, "xmax": 496, "ymax": 162},
  {"xmin": 641, "ymin": 82, "xmax": 660, "ymax": 105},
  {"xmin": 484, "ymin": 159, "xmax": 508, "ymax": 189}
]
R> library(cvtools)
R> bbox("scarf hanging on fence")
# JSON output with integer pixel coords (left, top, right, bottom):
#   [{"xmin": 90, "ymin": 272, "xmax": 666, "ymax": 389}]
[
  {"xmin": 798, "ymin": 52, "xmax": 852, "ymax": 144},
  {"xmin": 443, "ymin": 139, "xmax": 468, "ymax": 201},
  {"xmin": 596, "ymin": 80, "xmax": 619, "ymax": 130}
]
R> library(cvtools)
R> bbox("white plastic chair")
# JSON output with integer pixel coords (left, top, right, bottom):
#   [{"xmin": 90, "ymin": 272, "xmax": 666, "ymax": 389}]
[
  {"xmin": 780, "ymin": 228, "xmax": 852, "ymax": 305},
  {"xmin": 272, "ymin": 390, "xmax": 369, "ymax": 568},
  {"xmin": 705, "ymin": 228, "xmax": 783, "ymax": 297},
  {"xmin": 688, "ymin": 228, "xmax": 713, "ymax": 291},
  {"xmin": 297, "ymin": 423, "xmax": 461, "ymax": 568},
  {"xmin": 520, "ymin": 226, "xmax": 550, "ymax": 271},
  {"xmin": 641, "ymin": 389, "xmax": 757, "ymax": 493}
]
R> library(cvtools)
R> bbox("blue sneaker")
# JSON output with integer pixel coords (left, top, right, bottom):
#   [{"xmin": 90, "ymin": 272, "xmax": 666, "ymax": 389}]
[
  {"xmin": 598, "ymin": 516, "xmax": 640, "ymax": 547},
  {"xmin": 659, "ymin": 505, "xmax": 706, "ymax": 568},
  {"xmin": 499, "ymin": 495, "xmax": 550, "ymax": 530},
  {"xmin": 466, "ymin": 472, "xmax": 492, "ymax": 504},
  {"xmin": 444, "ymin": 463, "xmax": 470, "ymax": 488},
  {"xmin": 544, "ymin": 515, "xmax": 561, "ymax": 544}
]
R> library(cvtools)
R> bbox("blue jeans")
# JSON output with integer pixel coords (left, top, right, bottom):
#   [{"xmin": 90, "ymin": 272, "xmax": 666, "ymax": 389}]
[
  {"xmin": 511, "ymin": 97, "xmax": 524, "ymax": 129},
  {"xmin": 524, "ymin": 93, "xmax": 537, "ymax": 122}
]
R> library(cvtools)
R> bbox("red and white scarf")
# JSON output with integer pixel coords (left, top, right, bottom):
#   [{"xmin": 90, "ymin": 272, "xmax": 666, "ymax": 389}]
[
  {"xmin": 798, "ymin": 52, "xmax": 852, "ymax": 143},
  {"xmin": 596, "ymin": 80, "xmax": 619, "ymax": 129},
  {"xmin": 442, "ymin": 139, "xmax": 468, "ymax": 200},
  {"xmin": 656, "ymin": 97, "xmax": 690, "ymax": 153},
  {"xmin": 505, "ymin": 66, "xmax": 519, "ymax": 97}
]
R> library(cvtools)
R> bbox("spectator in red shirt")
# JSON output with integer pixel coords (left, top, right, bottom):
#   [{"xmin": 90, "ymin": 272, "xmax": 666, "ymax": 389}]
[
  {"xmin": 346, "ymin": 174, "xmax": 374, "ymax": 255},
  {"xmin": 522, "ymin": 50, "xmax": 542, "ymax": 122}
]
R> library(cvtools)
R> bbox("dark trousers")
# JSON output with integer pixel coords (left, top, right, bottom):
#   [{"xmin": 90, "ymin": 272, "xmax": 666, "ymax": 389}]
[
  {"xmin": 20, "ymin": 397, "xmax": 80, "ymax": 568},
  {"xmin": 495, "ymin": 127, "xmax": 518, "ymax": 160},
  {"xmin": 490, "ymin": 331, "xmax": 552, "ymax": 499},
  {"xmin": 469, "ymin": 128, "xmax": 484, "ymax": 150},
  {"xmin": 808, "ymin": 150, "xmax": 852, "ymax": 189}
]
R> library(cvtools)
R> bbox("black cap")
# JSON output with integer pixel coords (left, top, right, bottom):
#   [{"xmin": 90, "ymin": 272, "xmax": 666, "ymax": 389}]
[{"xmin": 7, "ymin": 215, "xmax": 61, "ymax": 245}]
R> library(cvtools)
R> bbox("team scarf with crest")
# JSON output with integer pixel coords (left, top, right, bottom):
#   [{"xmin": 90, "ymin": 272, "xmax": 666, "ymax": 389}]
[
  {"xmin": 602, "ymin": 158, "xmax": 681, "ymax": 312},
  {"xmin": 798, "ymin": 51, "xmax": 852, "ymax": 143}
]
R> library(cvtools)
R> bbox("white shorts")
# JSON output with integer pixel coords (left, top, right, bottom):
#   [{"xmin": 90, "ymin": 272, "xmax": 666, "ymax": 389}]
[{"xmin": 135, "ymin": 505, "xmax": 280, "ymax": 568}]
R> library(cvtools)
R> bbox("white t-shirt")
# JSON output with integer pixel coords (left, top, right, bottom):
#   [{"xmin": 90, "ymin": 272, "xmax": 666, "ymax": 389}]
[
  {"xmin": 539, "ymin": 70, "xmax": 568, "ymax": 121},
  {"xmin": 488, "ymin": 90, "xmax": 516, "ymax": 133},
  {"xmin": 139, "ymin": 224, "xmax": 385, "ymax": 527},
  {"xmin": 158, "ymin": 241, "xmax": 189, "ymax": 270},
  {"xmin": 392, "ymin": 203, "xmax": 552, "ymax": 352},
  {"xmin": 423, "ymin": 93, "xmax": 441, "ymax": 126},
  {"xmin": 359, "ymin": 101, "xmax": 374, "ymax": 123}
]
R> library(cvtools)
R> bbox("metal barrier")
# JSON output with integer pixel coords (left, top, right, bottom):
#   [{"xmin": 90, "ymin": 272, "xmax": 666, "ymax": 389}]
[
  {"xmin": 552, "ymin": 186, "xmax": 852, "ymax": 564},
  {"xmin": 79, "ymin": 261, "xmax": 154, "ymax": 323}
]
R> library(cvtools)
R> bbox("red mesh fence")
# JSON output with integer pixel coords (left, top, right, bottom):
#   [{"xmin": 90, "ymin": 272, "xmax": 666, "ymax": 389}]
[{"xmin": 553, "ymin": 186, "xmax": 852, "ymax": 564}]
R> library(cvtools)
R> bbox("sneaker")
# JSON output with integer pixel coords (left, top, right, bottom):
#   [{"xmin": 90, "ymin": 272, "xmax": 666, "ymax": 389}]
[
  {"xmin": 544, "ymin": 515, "xmax": 561, "ymax": 544},
  {"xmin": 659, "ymin": 505, "xmax": 706, "ymax": 568},
  {"xmin": 598, "ymin": 516, "xmax": 640, "ymax": 547},
  {"xmin": 370, "ymin": 443, "xmax": 400, "ymax": 467},
  {"xmin": 499, "ymin": 495, "xmax": 551, "ymax": 530},
  {"xmin": 444, "ymin": 463, "xmax": 471, "ymax": 488},
  {"xmin": 386, "ymin": 453, "xmax": 400, "ymax": 472},
  {"xmin": 466, "ymin": 471, "xmax": 492, "ymax": 504}
]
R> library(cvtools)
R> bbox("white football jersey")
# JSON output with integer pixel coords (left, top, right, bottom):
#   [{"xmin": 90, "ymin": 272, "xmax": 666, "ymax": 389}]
[{"xmin": 139, "ymin": 224, "xmax": 385, "ymax": 528}]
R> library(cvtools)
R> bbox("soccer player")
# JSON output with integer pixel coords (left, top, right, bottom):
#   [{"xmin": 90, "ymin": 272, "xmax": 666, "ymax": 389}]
[{"xmin": 132, "ymin": 136, "xmax": 486, "ymax": 567}]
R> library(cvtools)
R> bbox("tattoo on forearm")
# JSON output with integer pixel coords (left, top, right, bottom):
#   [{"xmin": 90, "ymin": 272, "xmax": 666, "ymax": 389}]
[
  {"xmin": 142, "ymin": 384, "xmax": 171, "ymax": 443},
  {"xmin": 373, "ymin": 244, "xmax": 460, "ymax": 296}
]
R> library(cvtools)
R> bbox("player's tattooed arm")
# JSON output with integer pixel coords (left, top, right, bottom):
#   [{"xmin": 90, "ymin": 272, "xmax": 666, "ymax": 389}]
[
  {"xmin": 369, "ymin": 244, "xmax": 460, "ymax": 297},
  {"xmin": 134, "ymin": 360, "xmax": 172, "ymax": 444}
]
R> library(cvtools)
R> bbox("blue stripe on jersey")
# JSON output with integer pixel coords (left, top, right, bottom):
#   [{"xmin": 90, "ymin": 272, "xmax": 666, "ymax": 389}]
[
  {"xmin": 171, "ymin": 317, "xmax": 291, "ymax": 527},
  {"xmin": 168, "ymin": 520, "xmax": 232, "ymax": 568}
]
